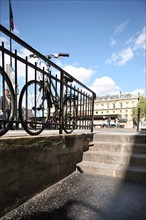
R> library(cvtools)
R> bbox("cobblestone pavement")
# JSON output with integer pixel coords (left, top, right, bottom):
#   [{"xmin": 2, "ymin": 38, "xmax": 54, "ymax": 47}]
[{"xmin": 1, "ymin": 172, "xmax": 146, "ymax": 220}]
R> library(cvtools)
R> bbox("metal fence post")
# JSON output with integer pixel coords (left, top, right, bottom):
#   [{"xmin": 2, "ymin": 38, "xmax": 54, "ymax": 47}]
[
  {"xmin": 137, "ymin": 107, "xmax": 140, "ymax": 132},
  {"xmin": 59, "ymin": 71, "xmax": 64, "ymax": 134}
]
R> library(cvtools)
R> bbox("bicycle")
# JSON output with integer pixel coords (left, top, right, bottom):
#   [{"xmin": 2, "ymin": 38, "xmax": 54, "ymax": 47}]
[
  {"xmin": 0, "ymin": 54, "xmax": 78, "ymax": 136},
  {"xmin": 18, "ymin": 53, "xmax": 78, "ymax": 135}
]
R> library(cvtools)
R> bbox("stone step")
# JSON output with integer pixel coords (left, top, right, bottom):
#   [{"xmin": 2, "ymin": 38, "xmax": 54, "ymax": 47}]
[
  {"xmin": 81, "ymin": 132, "xmax": 146, "ymax": 184},
  {"xmin": 93, "ymin": 133, "xmax": 146, "ymax": 144},
  {"xmin": 83, "ymin": 151, "xmax": 146, "ymax": 167},
  {"xmin": 77, "ymin": 161, "xmax": 146, "ymax": 184},
  {"xmin": 89, "ymin": 142, "xmax": 146, "ymax": 154}
]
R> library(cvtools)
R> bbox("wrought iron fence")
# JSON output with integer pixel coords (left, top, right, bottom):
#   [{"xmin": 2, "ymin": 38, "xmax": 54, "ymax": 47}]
[{"xmin": 0, "ymin": 25, "xmax": 96, "ymax": 136}]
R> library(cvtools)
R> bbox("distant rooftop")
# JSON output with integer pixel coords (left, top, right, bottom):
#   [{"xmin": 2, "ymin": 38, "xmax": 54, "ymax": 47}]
[{"xmin": 96, "ymin": 92, "xmax": 140, "ymax": 100}]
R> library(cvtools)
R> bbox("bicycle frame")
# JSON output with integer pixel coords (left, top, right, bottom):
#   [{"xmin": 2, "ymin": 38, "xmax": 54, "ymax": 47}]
[{"xmin": 40, "ymin": 69, "xmax": 78, "ymax": 133}]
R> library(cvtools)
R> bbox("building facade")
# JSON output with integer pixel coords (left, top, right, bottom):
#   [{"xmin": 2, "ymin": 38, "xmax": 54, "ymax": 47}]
[{"xmin": 94, "ymin": 92, "xmax": 139, "ymax": 128}]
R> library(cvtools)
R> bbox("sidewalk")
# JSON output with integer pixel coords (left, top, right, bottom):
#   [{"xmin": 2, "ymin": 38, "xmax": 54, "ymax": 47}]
[
  {"xmin": 1, "ymin": 172, "xmax": 146, "ymax": 220},
  {"xmin": 0, "ymin": 127, "xmax": 145, "ymax": 139}
]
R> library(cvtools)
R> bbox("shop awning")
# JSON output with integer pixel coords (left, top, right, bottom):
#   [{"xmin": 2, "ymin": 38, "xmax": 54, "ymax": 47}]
[{"xmin": 94, "ymin": 114, "xmax": 120, "ymax": 120}]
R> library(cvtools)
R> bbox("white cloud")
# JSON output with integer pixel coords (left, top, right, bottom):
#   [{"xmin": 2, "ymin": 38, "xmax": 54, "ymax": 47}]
[
  {"xmin": 19, "ymin": 48, "xmax": 31, "ymax": 57},
  {"xmin": 117, "ymin": 48, "xmax": 134, "ymax": 66},
  {"xmin": 110, "ymin": 37, "xmax": 117, "ymax": 46},
  {"xmin": 106, "ymin": 47, "xmax": 134, "ymax": 66},
  {"xmin": 63, "ymin": 65, "xmax": 95, "ymax": 85},
  {"xmin": 133, "ymin": 26, "xmax": 146, "ymax": 50},
  {"xmin": 90, "ymin": 76, "xmax": 121, "ymax": 96},
  {"xmin": 131, "ymin": 89, "xmax": 145, "ymax": 96},
  {"xmin": 107, "ymin": 26, "xmax": 145, "ymax": 66},
  {"xmin": 114, "ymin": 20, "xmax": 129, "ymax": 35}
]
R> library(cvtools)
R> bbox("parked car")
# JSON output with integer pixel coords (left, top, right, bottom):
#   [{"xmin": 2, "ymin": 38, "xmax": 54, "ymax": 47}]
[{"xmin": 100, "ymin": 122, "xmax": 120, "ymax": 128}]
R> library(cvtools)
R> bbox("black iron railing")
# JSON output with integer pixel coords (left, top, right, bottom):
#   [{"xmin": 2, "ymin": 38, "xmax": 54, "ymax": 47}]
[{"xmin": 0, "ymin": 24, "xmax": 96, "ymax": 136}]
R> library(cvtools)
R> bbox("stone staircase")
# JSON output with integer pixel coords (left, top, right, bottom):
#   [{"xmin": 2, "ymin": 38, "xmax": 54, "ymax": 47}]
[{"xmin": 77, "ymin": 132, "xmax": 146, "ymax": 184}]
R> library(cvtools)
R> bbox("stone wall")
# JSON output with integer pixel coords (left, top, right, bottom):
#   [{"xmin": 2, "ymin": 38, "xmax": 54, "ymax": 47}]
[{"xmin": 0, "ymin": 133, "xmax": 93, "ymax": 217}]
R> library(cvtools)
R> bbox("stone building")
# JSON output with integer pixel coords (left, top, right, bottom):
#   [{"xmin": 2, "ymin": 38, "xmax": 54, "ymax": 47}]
[{"xmin": 94, "ymin": 92, "xmax": 140, "ymax": 128}]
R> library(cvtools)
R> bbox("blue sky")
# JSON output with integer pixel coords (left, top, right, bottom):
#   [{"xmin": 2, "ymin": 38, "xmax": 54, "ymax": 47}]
[{"xmin": 0, "ymin": 0, "xmax": 146, "ymax": 97}]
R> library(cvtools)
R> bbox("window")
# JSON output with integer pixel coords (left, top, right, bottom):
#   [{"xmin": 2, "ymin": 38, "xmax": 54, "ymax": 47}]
[
  {"xmin": 101, "ymin": 104, "xmax": 104, "ymax": 109},
  {"xmin": 131, "ymin": 101, "xmax": 135, "ymax": 107},
  {"xmin": 120, "ymin": 103, "xmax": 122, "ymax": 108}
]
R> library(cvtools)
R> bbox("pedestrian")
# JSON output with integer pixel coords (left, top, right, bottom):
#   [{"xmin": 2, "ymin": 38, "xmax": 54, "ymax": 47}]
[
  {"xmin": 114, "ymin": 118, "xmax": 119, "ymax": 128},
  {"xmin": 133, "ymin": 118, "xmax": 137, "ymax": 128},
  {"xmin": 107, "ymin": 117, "xmax": 111, "ymax": 128},
  {"xmin": 0, "ymin": 89, "xmax": 11, "ymax": 120}
]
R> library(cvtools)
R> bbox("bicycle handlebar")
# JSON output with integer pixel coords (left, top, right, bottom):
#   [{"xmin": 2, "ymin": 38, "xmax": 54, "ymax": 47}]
[
  {"xmin": 58, "ymin": 53, "xmax": 69, "ymax": 57},
  {"xmin": 29, "ymin": 54, "xmax": 37, "ymax": 58},
  {"xmin": 29, "ymin": 53, "xmax": 73, "ymax": 82},
  {"xmin": 30, "ymin": 53, "xmax": 69, "ymax": 59},
  {"xmin": 46, "ymin": 53, "xmax": 69, "ymax": 59}
]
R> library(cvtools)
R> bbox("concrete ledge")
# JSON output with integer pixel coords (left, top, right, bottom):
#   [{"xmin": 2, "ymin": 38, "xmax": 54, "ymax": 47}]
[{"xmin": 0, "ymin": 133, "xmax": 93, "ymax": 217}]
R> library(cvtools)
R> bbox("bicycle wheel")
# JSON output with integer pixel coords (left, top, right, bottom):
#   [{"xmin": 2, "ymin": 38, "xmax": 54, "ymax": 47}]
[
  {"xmin": 19, "ymin": 80, "xmax": 49, "ymax": 135},
  {"xmin": 0, "ymin": 67, "xmax": 15, "ymax": 136},
  {"xmin": 63, "ymin": 97, "xmax": 77, "ymax": 134}
]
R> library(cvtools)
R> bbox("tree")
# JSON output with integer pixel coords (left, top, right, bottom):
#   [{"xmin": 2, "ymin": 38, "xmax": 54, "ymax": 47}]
[{"xmin": 132, "ymin": 96, "xmax": 146, "ymax": 120}]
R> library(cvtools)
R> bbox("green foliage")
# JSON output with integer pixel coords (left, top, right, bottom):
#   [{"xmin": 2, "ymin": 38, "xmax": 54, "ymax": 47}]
[{"xmin": 132, "ymin": 96, "xmax": 146, "ymax": 120}]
